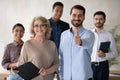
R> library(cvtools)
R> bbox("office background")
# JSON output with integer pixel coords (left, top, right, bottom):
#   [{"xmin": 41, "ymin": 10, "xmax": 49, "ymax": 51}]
[{"xmin": 0, "ymin": 0, "xmax": 120, "ymax": 73}]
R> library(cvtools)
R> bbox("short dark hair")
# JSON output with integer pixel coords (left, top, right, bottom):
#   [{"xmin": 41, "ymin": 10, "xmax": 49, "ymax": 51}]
[
  {"xmin": 12, "ymin": 23, "xmax": 25, "ymax": 32},
  {"xmin": 93, "ymin": 11, "xmax": 106, "ymax": 19},
  {"xmin": 70, "ymin": 5, "xmax": 85, "ymax": 15},
  {"xmin": 52, "ymin": 2, "xmax": 63, "ymax": 10}
]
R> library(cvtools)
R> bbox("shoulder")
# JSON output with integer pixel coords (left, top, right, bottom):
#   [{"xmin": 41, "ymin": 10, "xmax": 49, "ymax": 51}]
[
  {"xmin": 87, "ymin": 29, "xmax": 94, "ymax": 35},
  {"xmin": 5, "ymin": 42, "xmax": 15, "ymax": 48},
  {"xmin": 47, "ymin": 40, "xmax": 55, "ymax": 45},
  {"xmin": 23, "ymin": 40, "xmax": 33, "ymax": 46},
  {"xmin": 60, "ymin": 20, "xmax": 69, "ymax": 24},
  {"xmin": 104, "ymin": 30, "xmax": 112, "ymax": 35},
  {"xmin": 61, "ymin": 29, "xmax": 70, "ymax": 37},
  {"xmin": 62, "ymin": 29, "xmax": 70, "ymax": 34},
  {"xmin": 47, "ymin": 40, "xmax": 57, "ymax": 48},
  {"xmin": 60, "ymin": 20, "xmax": 69, "ymax": 26},
  {"xmin": 83, "ymin": 28, "xmax": 94, "ymax": 36},
  {"xmin": 24, "ymin": 40, "xmax": 30, "ymax": 43},
  {"xmin": 81, "ymin": 28, "xmax": 95, "ymax": 39},
  {"xmin": 104, "ymin": 30, "xmax": 113, "ymax": 38}
]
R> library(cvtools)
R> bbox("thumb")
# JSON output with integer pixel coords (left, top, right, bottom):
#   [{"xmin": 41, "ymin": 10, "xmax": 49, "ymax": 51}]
[
  {"xmin": 39, "ymin": 67, "xmax": 43, "ymax": 73},
  {"xmin": 75, "ymin": 30, "xmax": 79, "ymax": 37}
]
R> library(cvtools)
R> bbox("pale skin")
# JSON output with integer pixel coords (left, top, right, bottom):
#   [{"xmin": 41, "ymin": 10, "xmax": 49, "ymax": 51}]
[
  {"xmin": 74, "ymin": 29, "xmax": 82, "ymax": 45},
  {"xmin": 33, "ymin": 19, "xmax": 56, "ymax": 76},
  {"xmin": 97, "ymin": 50, "xmax": 106, "ymax": 57},
  {"xmin": 94, "ymin": 14, "xmax": 106, "ymax": 57},
  {"xmin": 71, "ymin": 8, "xmax": 85, "ymax": 46},
  {"xmin": 61, "ymin": 7, "xmax": 84, "ymax": 80}
]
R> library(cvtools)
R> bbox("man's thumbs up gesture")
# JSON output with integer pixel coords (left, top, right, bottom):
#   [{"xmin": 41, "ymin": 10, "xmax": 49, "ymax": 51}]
[{"xmin": 74, "ymin": 30, "xmax": 82, "ymax": 46}]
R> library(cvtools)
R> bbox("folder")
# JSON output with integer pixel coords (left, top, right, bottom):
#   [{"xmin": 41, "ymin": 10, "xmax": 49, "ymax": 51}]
[
  {"xmin": 99, "ymin": 41, "xmax": 111, "ymax": 53},
  {"xmin": 14, "ymin": 62, "xmax": 40, "ymax": 80}
]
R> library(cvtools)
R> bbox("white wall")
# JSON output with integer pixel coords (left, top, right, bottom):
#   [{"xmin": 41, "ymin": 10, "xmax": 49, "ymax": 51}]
[{"xmin": 0, "ymin": 0, "xmax": 120, "ymax": 73}]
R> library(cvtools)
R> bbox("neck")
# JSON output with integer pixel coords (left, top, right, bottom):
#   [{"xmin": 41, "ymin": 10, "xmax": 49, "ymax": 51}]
[
  {"xmin": 95, "ymin": 27, "xmax": 103, "ymax": 33},
  {"xmin": 72, "ymin": 27, "xmax": 80, "ymax": 33},
  {"xmin": 14, "ymin": 39, "xmax": 22, "ymax": 45},
  {"xmin": 34, "ymin": 36, "xmax": 46, "ymax": 44},
  {"xmin": 52, "ymin": 17, "xmax": 59, "ymax": 23}
]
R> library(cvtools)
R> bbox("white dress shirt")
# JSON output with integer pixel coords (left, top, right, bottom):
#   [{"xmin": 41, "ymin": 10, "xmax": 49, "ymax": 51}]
[{"xmin": 91, "ymin": 28, "xmax": 118, "ymax": 62}]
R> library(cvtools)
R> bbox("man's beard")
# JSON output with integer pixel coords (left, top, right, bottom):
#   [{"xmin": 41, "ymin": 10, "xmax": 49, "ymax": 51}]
[
  {"xmin": 95, "ymin": 23, "xmax": 104, "ymax": 28},
  {"xmin": 71, "ymin": 20, "xmax": 83, "ymax": 27}
]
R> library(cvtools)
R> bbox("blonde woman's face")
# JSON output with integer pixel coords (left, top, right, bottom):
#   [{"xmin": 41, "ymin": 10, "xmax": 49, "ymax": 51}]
[{"xmin": 33, "ymin": 20, "xmax": 47, "ymax": 37}]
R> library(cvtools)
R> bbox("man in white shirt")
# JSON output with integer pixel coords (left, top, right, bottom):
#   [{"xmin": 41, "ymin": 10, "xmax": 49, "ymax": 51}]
[{"xmin": 91, "ymin": 11, "xmax": 118, "ymax": 80}]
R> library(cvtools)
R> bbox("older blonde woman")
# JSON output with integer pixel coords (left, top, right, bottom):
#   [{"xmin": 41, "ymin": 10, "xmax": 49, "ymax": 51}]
[{"xmin": 18, "ymin": 16, "xmax": 59, "ymax": 80}]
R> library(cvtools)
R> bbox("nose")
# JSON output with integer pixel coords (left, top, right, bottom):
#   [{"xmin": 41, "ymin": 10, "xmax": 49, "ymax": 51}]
[
  {"xmin": 96, "ymin": 19, "xmax": 100, "ymax": 23},
  {"xmin": 18, "ymin": 30, "xmax": 24, "ymax": 34},
  {"xmin": 75, "ymin": 15, "xmax": 79, "ymax": 20}
]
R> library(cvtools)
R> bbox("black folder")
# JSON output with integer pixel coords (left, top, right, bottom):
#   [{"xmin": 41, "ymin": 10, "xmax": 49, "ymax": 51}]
[
  {"xmin": 14, "ymin": 62, "xmax": 40, "ymax": 80},
  {"xmin": 99, "ymin": 41, "xmax": 111, "ymax": 53}
]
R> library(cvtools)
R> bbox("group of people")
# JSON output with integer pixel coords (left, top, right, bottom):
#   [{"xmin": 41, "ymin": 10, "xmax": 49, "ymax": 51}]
[{"xmin": 1, "ymin": 1, "xmax": 118, "ymax": 80}]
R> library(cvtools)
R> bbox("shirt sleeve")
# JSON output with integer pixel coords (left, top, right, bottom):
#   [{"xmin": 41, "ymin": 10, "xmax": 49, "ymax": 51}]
[
  {"xmin": 17, "ymin": 42, "xmax": 28, "ymax": 66},
  {"xmin": 1, "ymin": 45, "xmax": 11, "ymax": 70},
  {"xmin": 82, "ymin": 30, "xmax": 95, "ymax": 49},
  {"xmin": 59, "ymin": 34, "xmax": 64, "ymax": 79},
  {"xmin": 49, "ymin": 45, "xmax": 59, "ymax": 74},
  {"xmin": 105, "ymin": 34, "xmax": 118, "ymax": 59}
]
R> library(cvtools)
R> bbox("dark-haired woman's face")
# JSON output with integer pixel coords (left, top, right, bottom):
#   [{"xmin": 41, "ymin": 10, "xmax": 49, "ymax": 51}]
[{"xmin": 12, "ymin": 26, "xmax": 24, "ymax": 41}]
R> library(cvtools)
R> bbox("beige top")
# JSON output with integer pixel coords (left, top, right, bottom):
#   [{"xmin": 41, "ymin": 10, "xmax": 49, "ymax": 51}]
[{"xmin": 18, "ymin": 39, "xmax": 59, "ymax": 80}]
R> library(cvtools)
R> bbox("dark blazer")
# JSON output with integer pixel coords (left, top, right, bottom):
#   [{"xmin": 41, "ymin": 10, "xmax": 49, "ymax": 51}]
[
  {"xmin": 49, "ymin": 18, "xmax": 69, "ymax": 32},
  {"xmin": 49, "ymin": 18, "xmax": 70, "ymax": 49}
]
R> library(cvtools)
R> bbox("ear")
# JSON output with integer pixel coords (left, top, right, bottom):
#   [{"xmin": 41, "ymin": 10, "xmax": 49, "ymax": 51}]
[
  {"xmin": 83, "ymin": 16, "xmax": 85, "ymax": 21},
  {"xmin": 104, "ymin": 19, "xmax": 106, "ymax": 23}
]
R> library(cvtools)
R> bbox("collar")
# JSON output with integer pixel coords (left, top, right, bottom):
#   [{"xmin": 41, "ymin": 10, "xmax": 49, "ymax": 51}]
[
  {"xmin": 70, "ymin": 26, "xmax": 84, "ymax": 33},
  {"xmin": 93, "ymin": 28, "xmax": 105, "ymax": 33},
  {"xmin": 13, "ymin": 40, "xmax": 24, "ymax": 46},
  {"xmin": 50, "ymin": 18, "xmax": 61, "ymax": 24}
]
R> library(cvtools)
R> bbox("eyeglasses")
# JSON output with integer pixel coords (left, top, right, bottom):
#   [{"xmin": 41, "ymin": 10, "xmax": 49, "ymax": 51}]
[{"xmin": 34, "ymin": 24, "xmax": 47, "ymax": 28}]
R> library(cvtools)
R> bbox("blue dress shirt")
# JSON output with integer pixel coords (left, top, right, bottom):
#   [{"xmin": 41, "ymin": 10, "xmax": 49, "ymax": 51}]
[
  {"xmin": 59, "ymin": 27, "xmax": 95, "ymax": 80},
  {"xmin": 49, "ymin": 18, "xmax": 69, "ymax": 50}
]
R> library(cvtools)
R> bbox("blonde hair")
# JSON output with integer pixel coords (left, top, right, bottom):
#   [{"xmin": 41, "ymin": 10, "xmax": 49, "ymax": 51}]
[{"xmin": 30, "ymin": 16, "xmax": 52, "ymax": 39}]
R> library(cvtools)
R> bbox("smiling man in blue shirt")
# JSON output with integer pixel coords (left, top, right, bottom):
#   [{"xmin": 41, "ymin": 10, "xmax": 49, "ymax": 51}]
[{"xmin": 59, "ymin": 5, "xmax": 95, "ymax": 80}]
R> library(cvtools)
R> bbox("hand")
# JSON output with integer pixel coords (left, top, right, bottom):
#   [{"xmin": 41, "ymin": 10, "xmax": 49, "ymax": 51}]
[
  {"xmin": 39, "ymin": 67, "xmax": 47, "ymax": 76},
  {"xmin": 9, "ymin": 63, "xmax": 17, "ymax": 68},
  {"xmin": 74, "ymin": 31, "xmax": 82, "ymax": 45},
  {"xmin": 12, "ymin": 70, "xmax": 19, "ymax": 74},
  {"xmin": 97, "ymin": 50, "xmax": 106, "ymax": 57}
]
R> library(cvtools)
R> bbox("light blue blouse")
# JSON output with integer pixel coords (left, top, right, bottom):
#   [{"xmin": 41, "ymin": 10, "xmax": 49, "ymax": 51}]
[{"xmin": 59, "ymin": 27, "xmax": 95, "ymax": 80}]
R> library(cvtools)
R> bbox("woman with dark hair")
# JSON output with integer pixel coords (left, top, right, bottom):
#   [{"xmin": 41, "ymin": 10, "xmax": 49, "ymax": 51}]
[{"xmin": 1, "ymin": 23, "xmax": 25, "ymax": 80}]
